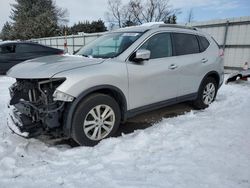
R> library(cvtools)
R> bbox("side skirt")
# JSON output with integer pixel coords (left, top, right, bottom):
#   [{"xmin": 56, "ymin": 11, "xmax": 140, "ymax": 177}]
[{"xmin": 124, "ymin": 93, "xmax": 197, "ymax": 120}]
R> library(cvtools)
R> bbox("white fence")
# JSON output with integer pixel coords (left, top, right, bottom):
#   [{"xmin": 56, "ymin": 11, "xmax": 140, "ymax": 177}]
[
  {"xmin": 31, "ymin": 16, "xmax": 250, "ymax": 69},
  {"xmin": 190, "ymin": 16, "xmax": 250, "ymax": 69},
  {"xmin": 31, "ymin": 33, "xmax": 104, "ymax": 54}
]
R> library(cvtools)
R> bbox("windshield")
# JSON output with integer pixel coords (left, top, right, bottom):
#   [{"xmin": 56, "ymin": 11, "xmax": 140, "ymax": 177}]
[{"xmin": 76, "ymin": 32, "xmax": 142, "ymax": 59}]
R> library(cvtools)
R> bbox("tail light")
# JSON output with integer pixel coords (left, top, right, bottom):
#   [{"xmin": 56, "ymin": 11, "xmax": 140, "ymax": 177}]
[
  {"xmin": 219, "ymin": 49, "xmax": 224, "ymax": 57},
  {"xmin": 58, "ymin": 51, "xmax": 64, "ymax": 55}
]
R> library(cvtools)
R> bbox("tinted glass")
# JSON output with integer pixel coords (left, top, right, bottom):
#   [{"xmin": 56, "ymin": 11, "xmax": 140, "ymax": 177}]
[
  {"xmin": 173, "ymin": 33, "xmax": 199, "ymax": 55},
  {"xmin": 16, "ymin": 44, "xmax": 33, "ymax": 53},
  {"xmin": 199, "ymin": 36, "xmax": 210, "ymax": 52},
  {"xmin": 16, "ymin": 44, "xmax": 49, "ymax": 53},
  {"xmin": 30, "ymin": 45, "xmax": 49, "ymax": 52},
  {"xmin": 139, "ymin": 33, "xmax": 172, "ymax": 59},
  {"xmin": 0, "ymin": 45, "xmax": 16, "ymax": 54}
]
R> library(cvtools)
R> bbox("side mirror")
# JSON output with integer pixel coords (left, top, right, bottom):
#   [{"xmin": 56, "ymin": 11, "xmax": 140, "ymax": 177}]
[{"xmin": 133, "ymin": 49, "xmax": 151, "ymax": 62}]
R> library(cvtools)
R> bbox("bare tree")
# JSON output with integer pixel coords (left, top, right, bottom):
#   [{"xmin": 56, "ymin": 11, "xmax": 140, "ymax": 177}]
[
  {"xmin": 106, "ymin": 0, "xmax": 179, "ymax": 28},
  {"xmin": 106, "ymin": 0, "xmax": 124, "ymax": 28},
  {"xmin": 128, "ymin": 0, "xmax": 178, "ymax": 24},
  {"xmin": 187, "ymin": 8, "xmax": 194, "ymax": 23}
]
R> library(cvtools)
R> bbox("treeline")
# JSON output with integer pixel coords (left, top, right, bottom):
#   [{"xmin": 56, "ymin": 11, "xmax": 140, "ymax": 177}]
[
  {"xmin": 0, "ymin": 0, "xmax": 107, "ymax": 41},
  {"xmin": 1, "ymin": 19, "xmax": 107, "ymax": 41},
  {"xmin": 63, "ymin": 20, "xmax": 107, "ymax": 36},
  {"xmin": 0, "ymin": 0, "xmax": 179, "ymax": 41},
  {"xmin": 1, "ymin": 0, "xmax": 67, "ymax": 40}
]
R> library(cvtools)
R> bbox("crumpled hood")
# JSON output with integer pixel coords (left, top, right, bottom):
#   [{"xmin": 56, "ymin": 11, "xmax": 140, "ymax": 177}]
[{"xmin": 7, "ymin": 55, "xmax": 105, "ymax": 79}]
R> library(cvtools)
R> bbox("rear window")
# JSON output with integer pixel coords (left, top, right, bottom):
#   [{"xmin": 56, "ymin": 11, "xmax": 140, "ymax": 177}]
[
  {"xmin": 16, "ymin": 44, "xmax": 49, "ymax": 53},
  {"xmin": 199, "ymin": 36, "xmax": 210, "ymax": 52},
  {"xmin": 173, "ymin": 33, "xmax": 199, "ymax": 56}
]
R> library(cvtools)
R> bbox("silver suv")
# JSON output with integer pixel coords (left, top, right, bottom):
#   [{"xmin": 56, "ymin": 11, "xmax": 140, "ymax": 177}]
[{"xmin": 7, "ymin": 24, "xmax": 224, "ymax": 146}]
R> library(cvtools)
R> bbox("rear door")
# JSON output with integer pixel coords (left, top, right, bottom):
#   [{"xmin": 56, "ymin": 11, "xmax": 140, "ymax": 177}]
[{"xmin": 171, "ymin": 33, "xmax": 206, "ymax": 96}]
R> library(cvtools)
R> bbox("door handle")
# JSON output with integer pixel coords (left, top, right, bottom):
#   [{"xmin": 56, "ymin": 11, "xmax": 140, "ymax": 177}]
[
  {"xmin": 169, "ymin": 64, "xmax": 178, "ymax": 70},
  {"xmin": 201, "ymin": 58, "xmax": 208, "ymax": 63}
]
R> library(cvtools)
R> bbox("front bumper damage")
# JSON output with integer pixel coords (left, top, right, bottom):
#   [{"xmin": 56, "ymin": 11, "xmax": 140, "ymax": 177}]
[
  {"xmin": 7, "ymin": 78, "xmax": 71, "ymax": 138},
  {"xmin": 7, "ymin": 106, "xmax": 42, "ymax": 138}
]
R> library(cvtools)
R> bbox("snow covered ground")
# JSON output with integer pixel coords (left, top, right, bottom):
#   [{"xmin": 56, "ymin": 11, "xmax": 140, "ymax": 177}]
[{"xmin": 0, "ymin": 76, "xmax": 249, "ymax": 188}]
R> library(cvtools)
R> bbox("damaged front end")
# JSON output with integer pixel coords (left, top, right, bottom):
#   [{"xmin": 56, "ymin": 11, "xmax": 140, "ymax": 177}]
[{"xmin": 8, "ymin": 78, "xmax": 73, "ymax": 138}]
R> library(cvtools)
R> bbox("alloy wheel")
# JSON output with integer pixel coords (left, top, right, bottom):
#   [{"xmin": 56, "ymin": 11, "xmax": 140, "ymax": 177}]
[
  {"xmin": 202, "ymin": 82, "xmax": 216, "ymax": 105},
  {"xmin": 83, "ymin": 104, "xmax": 115, "ymax": 141}
]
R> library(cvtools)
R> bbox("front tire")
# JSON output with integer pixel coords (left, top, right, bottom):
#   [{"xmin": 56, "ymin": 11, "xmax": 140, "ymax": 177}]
[
  {"xmin": 193, "ymin": 77, "xmax": 218, "ymax": 109},
  {"xmin": 71, "ymin": 93, "xmax": 121, "ymax": 146}
]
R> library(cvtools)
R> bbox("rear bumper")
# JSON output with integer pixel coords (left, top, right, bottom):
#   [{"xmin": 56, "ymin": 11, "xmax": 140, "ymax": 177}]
[{"xmin": 7, "ymin": 106, "xmax": 43, "ymax": 138}]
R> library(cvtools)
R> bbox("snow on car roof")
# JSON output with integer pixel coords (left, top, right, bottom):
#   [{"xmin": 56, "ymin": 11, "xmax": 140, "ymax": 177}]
[{"xmin": 114, "ymin": 23, "xmax": 200, "ymax": 34}]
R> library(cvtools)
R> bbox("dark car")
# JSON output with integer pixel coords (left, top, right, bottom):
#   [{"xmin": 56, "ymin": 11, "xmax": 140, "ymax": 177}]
[{"xmin": 0, "ymin": 41, "xmax": 63, "ymax": 74}]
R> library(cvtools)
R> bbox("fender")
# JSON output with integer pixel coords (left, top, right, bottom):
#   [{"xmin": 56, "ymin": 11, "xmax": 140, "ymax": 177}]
[{"xmin": 63, "ymin": 85, "xmax": 127, "ymax": 136}]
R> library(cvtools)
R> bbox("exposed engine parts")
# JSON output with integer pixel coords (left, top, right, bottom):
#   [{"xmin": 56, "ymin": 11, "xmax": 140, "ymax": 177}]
[{"xmin": 9, "ymin": 78, "xmax": 67, "ymax": 131}]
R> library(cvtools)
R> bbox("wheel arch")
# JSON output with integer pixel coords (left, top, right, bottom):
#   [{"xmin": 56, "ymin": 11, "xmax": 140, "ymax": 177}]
[
  {"xmin": 63, "ymin": 85, "xmax": 127, "ymax": 136},
  {"xmin": 196, "ymin": 71, "xmax": 220, "ymax": 99},
  {"xmin": 199, "ymin": 71, "xmax": 220, "ymax": 89}
]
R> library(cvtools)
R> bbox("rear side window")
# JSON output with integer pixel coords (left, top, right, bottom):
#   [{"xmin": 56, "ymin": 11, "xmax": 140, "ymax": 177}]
[
  {"xmin": 139, "ymin": 33, "xmax": 172, "ymax": 59},
  {"xmin": 199, "ymin": 36, "xmax": 210, "ymax": 52},
  {"xmin": 0, "ymin": 45, "xmax": 16, "ymax": 54},
  {"xmin": 173, "ymin": 33, "xmax": 199, "ymax": 56},
  {"xmin": 16, "ymin": 44, "xmax": 33, "ymax": 53},
  {"xmin": 30, "ymin": 45, "xmax": 49, "ymax": 52}
]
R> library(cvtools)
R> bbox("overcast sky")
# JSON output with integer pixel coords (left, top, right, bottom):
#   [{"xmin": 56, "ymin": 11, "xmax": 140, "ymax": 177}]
[{"xmin": 1, "ymin": 0, "xmax": 250, "ymax": 30}]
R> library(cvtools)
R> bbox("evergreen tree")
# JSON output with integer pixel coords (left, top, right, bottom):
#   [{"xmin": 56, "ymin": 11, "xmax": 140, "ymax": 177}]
[
  {"xmin": 165, "ymin": 14, "xmax": 177, "ymax": 24},
  {"xmin": 122, "ymin": 20, "xmax": 136, "ymax": 27},
  {"xmin": 71, "ymin": 21, "xmax": 91, "ymax": 34},
  {"xmin": 0, "ymin": 22, "xmax": 14, "ymax": 40},
  {"xmin": 10, "ymin": 0, "xmax": 67, "ymax": 40},
  {"xmin": 70, "ymin": 20, "xmax": 107, "ymax": 35},
  {"xmin": 91, "ymin": 20, "xmax": 107, "ymax": 33}
]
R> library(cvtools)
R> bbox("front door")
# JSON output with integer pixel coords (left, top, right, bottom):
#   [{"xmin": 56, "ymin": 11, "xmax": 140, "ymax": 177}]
[{"xmin": 127, "ymin": 32, "xmax": 179, "ymax": 110}]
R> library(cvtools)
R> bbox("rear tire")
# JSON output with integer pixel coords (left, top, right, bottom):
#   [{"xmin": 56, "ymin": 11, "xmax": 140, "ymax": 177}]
[
  {"xmin": 71, "ymin": 93, "xmax": 121, "ymax": 146},
  {"xmin": 193, "ymin": 77, "xmax": 218, "ymax": 109}
]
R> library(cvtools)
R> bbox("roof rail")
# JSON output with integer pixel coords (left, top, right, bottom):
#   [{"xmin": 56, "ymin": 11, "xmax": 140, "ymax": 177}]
[{"xmin": 157, "ymin": 24, "xmax": 198, "ymax": 31}]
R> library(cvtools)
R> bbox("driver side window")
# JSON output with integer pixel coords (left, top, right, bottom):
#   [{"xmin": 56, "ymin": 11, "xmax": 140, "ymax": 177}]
[{"xmin": 139, "ymin": 33, "xmax": 172, "ymax": 59}]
